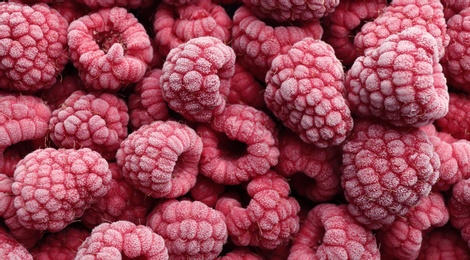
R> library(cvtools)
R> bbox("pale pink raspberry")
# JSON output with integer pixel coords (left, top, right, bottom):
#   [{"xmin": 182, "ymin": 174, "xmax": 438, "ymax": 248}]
[
  {"xmin": 0, "ymin": 2, "xmax": 69, "ymax": 92},
  {"xmin": 227, "ymin": 62, "xmax": 265, "ymax": 109},
  {"xmin": 418, "ymin": 225, "xmax": 470, "ymax": 259},
  {"xmin": 39, "ymin": 73, "xmax": 85, "ymax": 112},
  {"xmin": 0, "ymin": 228, "xmax": 33, "ymax": 260},
  {"xmin": 341, "ymin": 119, "xmax": 440, "ymax": 229},
  {"xmin": 265, "ymin": 38, "xmax": 353, "ymax": 147},
  {"xmin": 436, "ymin": 92, "xmax": 470, "ymax": 139},
  {"xmin": 11, "ymin": 148, "xmax": 112, "ymax": 232},
  {"xmin": 189, "ymin": 175, "xmax": 225, "ymax": 207},
  {"xmin": 346, "ymin": 27, "xmax": 449, "ymax": 127},
  {"xmin": 67, "ymin": 7, "xmax": 153, "ymax": 92},
  {"xmin": 75, "ymin": 221, "xmax": 169, "ymax": 259},
  {"xmin": 116, "ymin": 120, "xmax": 202, "ymax": 199},
  {"xmin": 147, "ymin": 199, "xmax": 227, "ymax": 260}
]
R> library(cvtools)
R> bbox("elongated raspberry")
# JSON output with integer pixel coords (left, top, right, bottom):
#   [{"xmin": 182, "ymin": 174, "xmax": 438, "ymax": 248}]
[
  {"xmin": 227, "ymin": 62, "xmax": 265, "ymax": 109},
  {"xmin": 147, "ymin": 199, "xmax": 227, "ymax": 259},
  {"xmin": 265, "ymin": 38, "xmax": 353, "ymax": 147},
  {"xmin": 0, "ymin": 229, "xmax": 33, "ymax": 260},
  {"xmin": 67, "ymin": 7, "xmax": 153, "ymax": 91},
  {"xmin": 190, "ymin": 175, "xmax": 225, "ymax": 207},
  {"xmin": 75, "ymin": 221, "xmax": 168, "ymax": 259},
  {"xmin": 436, "ymin": 92, "xmax": 470, "ymax": 139},
  {"xmin": 116, "ymin": 120, "xmax": 202, "ymax": 199},
  {"xmin": 418, "ymin": 225, "xmax": 470, "ymax": 259},
  {"xmin": 0, "ymin": 2, "xmax": 68, "ymax": 92},
  {"xmin": 346, "ymin": 27, "xmax": 449, "ymax": 127},
  {"xmin": 288, "ymin": 203, "xmax": 380, "ymax": 259},
  {"xmin": 341, "ymin": 120, "xmax": 440, "ymax": 229},
  {"xmin": 11, "ymin": 148, "xmax": 112, "ymax": 232}
]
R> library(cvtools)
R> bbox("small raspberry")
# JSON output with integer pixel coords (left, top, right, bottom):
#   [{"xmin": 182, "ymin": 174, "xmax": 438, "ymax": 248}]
[
  {"xmin": 265, "ymin": 38, "xmax": 353, "ymax": 147},
  {"xmin": 39, "ymin": 73, "xmax": 85, "ymax": 112},
  {"xmin": 11, "ymin": 147, "xmax": 112, "ymax": 232},
  {"xmin": 160, "ymin": 36, "xmax": 236, "ymax": 123},
  {"xmin": 418, "ymin": 225, "xmax": 470, "ymax": 259},
  {"xmin": 0, "ymin": 229, "xmax": 33, "ymax": 260},
  {"xmin": 341, "ymin": 119, "xmax": 440, "ymax": 229},
  {"xmin": 346, "ymin": 27, "xmax": 449, "ymax": 127},
  {"xmin": 189, "ymin": 175, "xmax": 225, "ymax": 207},
  {"xmin": 75, "ymin": 221, "xmax": 169, "ymax": 259},
  {"xmin": 288, "ymin": 203, "xmax": 380, "ymax": 259},
  {"xmin": 436, "ymin": 92, "xmax": 470, "ymax": 140},
  {"xmin": 116, "ymin": 120, "xmax": 202, "ymax": 199},
  {"xmin": 227, "ymin": 62, "xmax": 265, "ymax": 109},
  {"xmin": 67, "ymin": 7, "xmax": 153, "ymax": 91},
  {"xmin": 0, "ymin": 2, "xmax": 68, "ymax": 92},
  {"xmin": 147, "ymin": 199, "xmax": 228, "ymax": 260}
]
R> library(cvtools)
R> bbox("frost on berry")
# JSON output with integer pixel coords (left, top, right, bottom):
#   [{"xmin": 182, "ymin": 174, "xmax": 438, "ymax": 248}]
[
  {"xmin": 39, "ymin": 74, "xmax": 86, "ymax": 112},
  {"xmin": 436, "ymin": 92, "xmax": 470, "ymax": 140},
  {"xmin": 219, "ymin": 247, "xmax": 263, "ymax": 259},
  {"xmin": 418, "ymin": 225, "xmax": 470, "ymax": 259},
  {"xmin": 76, "ymin": 0, "xmax": 152, "ymax": 9},
  {"xmin": 0, "ymin": 229, "xmax": 33, "ymax": 260},
  {"xmin": 189, "ymin": 175, "xmax": 225, "ymax": 207},
  {"xmin": 227, "ymin": 62, "xmax": 265, "ymax": 109},
  {"xmin": 449, "ymin": 178, "xmax": 470, "ymax": 248}
]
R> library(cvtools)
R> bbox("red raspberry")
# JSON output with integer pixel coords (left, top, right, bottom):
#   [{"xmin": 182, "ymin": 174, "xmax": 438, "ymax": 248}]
[
  {"xmin": 11, "ymin": 148, "xmax": 112, "ymax": 232},
  {"xmin": 76, "ymin": 0, "xmax": 152, "ymax": 9},
  {"xmin": 288, "ymin": 203, "xmax": 380, "ymax": 259},
  {"xmin": 116, "ymin": 120, "xmax": 203, "ymax": 199},
  {"xmin": 189, "ymin": 175, "xmax": 225, "ymax": 207},
  {"xmin": 147, "ymin": 199, "xmax": 227, "ymax": 259},
  {"xmin": 49, "ymin": 0, "xmax": 87, "ymax": 25},
  {"xmin": 197, "ymin": 104, "xmax": 279, "ymax": 185},
  {"xmin": 227, "ymin": 62, "xmax": 265, "ymax": 109},
  {"xmin": 163, "ymin": 0, "xmax": 198, "ymax": 5},
  {"xmin": 436, "ymin": 92, "xmax": 470, "ymax": 140},
  {"xmin": 449, "ymin": 178, "xmax": 470, "ymax": 247},
  {"xmin": 220, "ymin": 247, "xmax": 263, "ymax": 260},
  {"xmin": 75, "ymin": 221, "xmax": 168, "ymax": 259},
  {"xmin": 265, "ymin": 38, "xmax": 353, "ymax": 147},
  {"xmin": 0, "ymin": 228, "xmax": 33, "ymax": 260},
  {"xmin": 341, "ymin": 119, "xmax": 440, "ymax": 229},
  {"xmin": 39, "ymin": 74, "xmax": 85, "ymax": 112},
  {"xmin": 346, "ymin": 27, "xmax": 449, "ymax": 127},
  {"xmin": 443, "ymin": 0, "xmax": 470, "ymax": 19},
  {"xmin": 0, "ymin": 2, "xmax": 68, "ymax": 92},
  {"xmin": 418, "ymin": 225, "xmax": 470, "ymax": 259},
  {"xmin": 0, "ymin": 173, "xmax": 12, "ymax": 217},
  {"xmin": 67, "ymin": 7, "xmax": 153, "ymax": 92}
]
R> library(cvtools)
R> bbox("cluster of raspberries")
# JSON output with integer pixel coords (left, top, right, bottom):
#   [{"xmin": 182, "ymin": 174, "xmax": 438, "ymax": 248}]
[{"xmin": 3, "ymin": 0, "xmax": 470, "ymax": 259}]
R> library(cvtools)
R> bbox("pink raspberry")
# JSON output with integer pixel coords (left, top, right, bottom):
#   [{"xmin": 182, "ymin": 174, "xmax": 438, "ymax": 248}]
[
  {"xmin": 231, "ymin": 5, "xmax": 323, "ymax": 80},
  {"xmin": 219, "ymin": 247, "xmax": 263, "ymax": 260},
  {"xmin": 11, "ymin": 147, "xmax": 112, "ymax": 232},
  {"xmin": 116, "ymin": 120, "xmax": 202, "ymax": 199},
  {"xmin": 341, "ymin": 119, "xmax": 440, "ymax": 229},
  {"xmin": 160, "ymin": 36, "xmax": 236, "ymax": 123},
  {"xmin": 49, "ymin": 0, "xmax": 87, "ymax": 25},
  {"xmin": 153, "ymin": 0, "xmax": 232, "ymax": 58},
  {"xmin": 442, "ymin": 0, "xmax": 470, "ymax": 19},
  {"xmin": 196, "ymin": 104, "xmax": 279, "ymax": 185},
  {"xmin": 76, "ymin": 0, "xmax": 152, "ymax": 9},
  {"xmin": 75, "ymin": 220, "xmax": 168, "ymax": 259},
  {"xmin": 288, "ymin": 203, "xmax": 380, "ymax": 259},
  {"xmin": 49, "ymin": 90, "xmax": 129, "ymax": 160},
  {"xmin": 0, "ymin": 2, "xmax": 68, "ymax": 92},
  {"xmin": 449, "ymin": 178, "xmax": 470, "ymax": 247},
  {"xmin": 0, "ymin": 229, "xmax": 33, "ymax": 260},
  {"xmin": 227, "ymin": 62, "xmax": 265, "ymax": 109},
  {"xmin": 0, "ymin": 173, "xmax": 12, "ymax": 217},
  {"xmin": 39, "ymin": 73, "xmax": 85, "ymax": 112},
  {"xmin": 162, "ymin": 0, "xmax": 198, "ymax": 5},
  {"xmin": 189, "ymin": 175, "xmax": 225, "ymax": 207},
  {"xmin": 346, "ymin": 27, "xmax": 449, "ymax": 127},
  {"xmin": 418, "ymin": 225, "xmax": 470, "ymax": 259},
  {"xmin": 436, "ymin": 92, "xmax": 470, "ymax": 139},
  {"xmin": 67, "ymin": 7, "xmax": 153, "ymax": 92},
  {"xmin": 265, "ymin": 37, "xmax": 353, "ymax": 147},
  {"xmin": 147, "ymin": 199, "xmax": 227, "ymax": 259}
]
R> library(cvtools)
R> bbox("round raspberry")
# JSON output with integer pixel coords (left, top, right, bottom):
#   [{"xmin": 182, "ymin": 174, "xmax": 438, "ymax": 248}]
[
  {"xmin": 265, "ymin": 38, "xmax": 353, "ymax": 147},
  {"xmin": 0, "ymin": 173, "xmax": 12, "ymax": 217},
  {"xmin": 75, "ymin": 221, "xmax": 168, "ymax": 259},
  {"xmin": 0, "ymin": 229, "xmax": 33, "ymax": 260},
  {"xmin": 418, "ymin": 226, "xmax": 470, "ymax": 260},
  {"xmin": 67, "ymin": 7, "xmax": 153, "ymax": 92},
  {"xmin": 147, "ymin": 199, "xmax": 228, "ymax": 259},
  {"xmin": 436, "ymin": 93, "xmax": 470, "ymax": 142},
  {"xmin": 227, "ymin": 62, "xmax": 265, "ymax": 109},
  {"xmin": 160, "ymin": 36, "xmax": 236, "ymax": 123},
  {"xmin": 0, "ymin": 2, "xmax": 68, "ymax": 92},
  {"xmin": 341, "ymin": 120, "xmax": 440, "ymax": 229},
  {"xmin": 190, "ymin": 175, "xmax": 225, "ymax": 207},
  {"xmin": 11, "ymin": 148, "xmax": 112, "ymax": 232},
  {"xmin": 346, "ymin": 27, "xmax": 449, "ymax": 127},
  {"xmin": 76, "ymin": 0, "xmax": 151, "ymax": 9},
  {"xmin": 116, "ymin": 120, "xmax": 202, "ymax": 199}
]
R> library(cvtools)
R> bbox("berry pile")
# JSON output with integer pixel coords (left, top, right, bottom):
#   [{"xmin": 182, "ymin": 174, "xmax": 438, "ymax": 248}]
[{"xmin": 3, "ymin": 0, "xmax": 470, "ymax": 259}]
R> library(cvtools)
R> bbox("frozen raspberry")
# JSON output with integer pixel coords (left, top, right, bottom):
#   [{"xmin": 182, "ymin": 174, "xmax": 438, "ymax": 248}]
[
  {"xmin": 443, "ymin": 0, "xmax": 470, "ymax": 19},
  {"xmin": 197, "ymin": 104, "xmax": 279, "ymax": 185},
  {"xmin": 265, "ymin": 38, "xmax": 353, "ymax": 147},
  {"xmin": 0, "ymin": 229, "xmax": 33, "ymax": 260},
  {"xmin": 436, "ymin": 92, "xmax": 470, "ymax": 140},
  {"xmin": 147, "ymin": 199, "xmax": 227, "ymax": 259},
  {"xmin": 163, "ymin": 0, "xmax": 198, "ymax": 5},
  {"xmin": 449, "ymin": 178, "xmax": 470, "ymax": 247},
  {"xmin": 160, "ymin": 36, "xmax": 236, "ymax": 123},
  {"xmin": 288, "ymin": 203, "xmax": 380, "ymax": 259},
  {"xmin": 11, "ymin": 147, "xmax": 112, "ymax": 232},
  {"xmin": 0, "ymin": 173, "xmax": 12, "ymax": 217},
  {"xmin": 75, "ymin": 220, "xmax": 168, "ymax": 259},
  {"xmin": 67, "ymin": 7, "xmax": 153, "ymax": 92},
  {"xmin": 189, "ymin": 175, "xmax": 225, "ymax": 207},
  {"xmin": 49, "ymin": 0, "xmax": 87, "ymax": 24},
  {"xmin": 219, "ymin": 247, "xmax": 263, "ymax": 260},
  {"xmin": 418, "ymin": 225, "xmax": 470, "ymax": 259},
  {"xmin": 39, "ymin": 73, "xmax": 85, "ymax": 112},
  {"xmin": 0, "ymin": 2, "xmax": 68, "ymax": 92},
  {"xmin": 49, "ymin": 90, "xmax": 129, "ymax": 160},
  {"xmin": 227, "ymin": 62, "xmax": 265, "ymax": 109},
  {"xmin": 153, "ymin": 0, "xmax": 232, "ymax": 58},
  {"xmin": 346, "ymin": 27, "xmax": 449, "ymax": 127},
  {"xmin": 76, "ymin": 0, "xmax": 152, "ymax": 9},
  {"xmin": 116, "ymin": 120, "xmax": 202, "ymax": 199},
  {"xmin": 341, "ymin": 119, "xmax": 440, "ymax": 229},
  {"xmin": 231, "ymin": 5, "xmax": 323, "ymax": 80}
]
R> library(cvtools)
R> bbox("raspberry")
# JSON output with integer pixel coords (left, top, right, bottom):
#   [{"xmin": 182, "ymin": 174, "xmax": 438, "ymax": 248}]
[
  {"xmin": 147, "ymin": 199, "xmax": 228, "ymax": 259},
  {"xmin": 0, "ymin": 173, "xmax": 12, "ymax": 217},
  {"xmin": 341, "ymin": 119, "xmax": 440, "ymax": 229},
  {"xmin": 436, "ymin": 92, "xmax": 470, "ymax": 139},
  {"xmin": 449, "ymin": 178, "xmax": 470, "ymax": 247},
  {"xmin": 220, "ymin": 247, "xmax": 263, "ymax": 260},
  {"xmin": 76, "ymin": 0, "xmax": 152, "ymax": 9},
  {"xmin": 227, "ymin": 62, "xmax": 265, "ymax": 109},
  {"xmin": 11, "ymin": 148, "xmax": 112, "ymax": 232},
  {"xmin": 443, "ymin": 0, "xmax": 470, "ymax": 19},
  {"xmin": 39, "ymin": 74, "xmax": 85, "ymax": 112},
  {"xmin": 116, "ymin": 120, "xmax": 203, "ymax": 199},
  {"xmin": 49, "ymin": 0, "xmax": 87, "ymax": 24},
  {"xmin": 0, "ymin": 2, "xmax": 68, "ymax": 92},
  {"xmin": 0, "ymin": 228, "xmax": 33, "ymax": 260},
  {"xmin": 346, "ymin": 27, "xmax": 449, "ymax": 127},
  {"xmin": 197, "ymin": 104, "xmax": 279, "ymax": 185},
  {"xmin": 160, "ymin": 36, "xmax": 236, "ymax": 123},
  {"xmin": 288, "ymin": 203, "xmax": 380, "ymax": 259},
  {"xmin": 75, "ymin": 221, "xmax": 169, "ymax": 259},
  {"xmin": 265, "ymin": 38, "xmax": 353, "ymax": 147},
  {"xmin": 189, "ymin": 175, "xmax": 225, "ymax": 207},
  {"xmin": 67, "ymin": 7, "xmax": 153, "ymax": 92},
  {"xmin": 418, "ymin": 225, "xmax": 470, "ymax": 259}
]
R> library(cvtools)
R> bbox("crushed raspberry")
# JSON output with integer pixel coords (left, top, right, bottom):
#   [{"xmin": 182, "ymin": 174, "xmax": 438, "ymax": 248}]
[
  {"xmin": 341, "ymin": 119, "xmax": 440, "ymax": 229},
  {"xmin": 418, "ymin": 225, "xmax": 470, "ymax": 259},
  {"xmin": 436, "ymin": 92, "xmax": 470, "ymax": 139},
  {"xmin": 227, "ymin": 62, "xmax": 265, "ymax": 109},
  {"xmin": 0, "ymin": 229, "xmax": 33, "ymax": 260},
  {"xmin": 147, "ymin": 199, "xmax": 227, "ymax": 259},
  {"xmin": 67, "ymin": 7, "xmax": 153, "ymax": 92},
  {"xmin": 346, "ymin": 27, "xmax": 449, "ymax": 127},
  {"xmin": 116, "ymin": 120, "xmax": 202, "ymax": 198},
  {"xmin": 189, "ymin": 175, "xmax": 225, "ymax": 207}
]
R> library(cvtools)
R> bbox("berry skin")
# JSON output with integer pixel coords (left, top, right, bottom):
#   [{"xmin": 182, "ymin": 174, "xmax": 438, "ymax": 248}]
[
  {"xmin": 418, "ymin": 225, "xmax": 470, "ymax": 260},
  {"xmin": 189, "ymin": 175, "xmax": 225, "ymax": 208},
  {"xmin": 449, "ymin": 178, "xmax": 470, "ymax": 248},
  {"xmin": 0, "ymin": 228, "xmax": 33, "ymax": 260},
  {"xmin": 436, "ymin": 92, "xmax": 470, "ymax": 140},
  {"xmin": 227, "ymin": 62, "xmax": 265, "ymax": 109}
]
